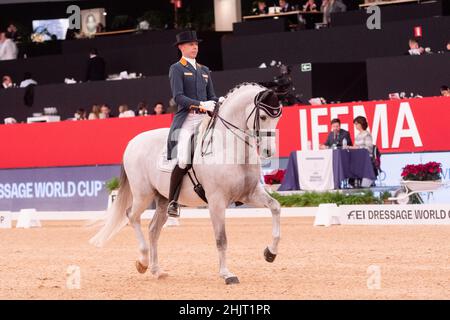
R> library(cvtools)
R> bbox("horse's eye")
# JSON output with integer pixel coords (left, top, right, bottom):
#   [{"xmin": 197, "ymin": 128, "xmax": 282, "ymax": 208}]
[{"xmin": 260, "ymin": 115, "xmax": 267, "ymax": 121}]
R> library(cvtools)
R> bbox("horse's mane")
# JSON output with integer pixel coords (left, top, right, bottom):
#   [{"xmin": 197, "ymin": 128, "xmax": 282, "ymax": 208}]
[
  {"xmin": 220, "ymin": 82, "xmax": 266, "ymax": 103},
  {"xmin": 198, "ymin": 83, "xmax": 266, "ymax": 144}
]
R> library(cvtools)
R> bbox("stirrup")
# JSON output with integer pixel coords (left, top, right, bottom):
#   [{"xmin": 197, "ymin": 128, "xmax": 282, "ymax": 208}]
[{"xmin": 167, "ymin": 200, "xmax": 180, "ymax": 218}]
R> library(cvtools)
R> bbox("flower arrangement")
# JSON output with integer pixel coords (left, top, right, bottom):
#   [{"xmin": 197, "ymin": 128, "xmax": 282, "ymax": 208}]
[
  {"xmin": 264, "ymin": 169, "xmax": 286, "ymax": 185},
  {"xmin": 401, "ymin": 162, "xmax": 442, "ymax": 181}
]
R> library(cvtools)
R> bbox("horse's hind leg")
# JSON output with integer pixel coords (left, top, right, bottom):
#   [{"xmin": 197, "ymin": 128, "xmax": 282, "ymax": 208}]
[
  {"xmin": 149, "ymin": 194, "xmax": 169, "ymax": 279},
  {"xmin": 246, "ymin": 186, "xmax": 281, "ymax": 263},
  {"xmin": 208, "ymin": 197, "xmax": 239, "ymax": 285},
  {"xmin": 127, "ymin": 193, "xmax": 154, "ymax": 274}
]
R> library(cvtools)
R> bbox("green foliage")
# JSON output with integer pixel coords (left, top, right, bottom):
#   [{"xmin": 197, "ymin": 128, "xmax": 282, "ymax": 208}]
[
  {"xmin": 271, "ymin": 191, "xmax": 383, "ymax": 207},
  {"xmin": 105, "ymin": 177, "xmax": 120, "ymax": 194}
]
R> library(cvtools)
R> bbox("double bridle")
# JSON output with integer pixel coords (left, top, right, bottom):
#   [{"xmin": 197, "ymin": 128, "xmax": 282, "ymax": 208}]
[{"xmin": 201, "ymin": 90, "xmax": 282, "ymax": 157}]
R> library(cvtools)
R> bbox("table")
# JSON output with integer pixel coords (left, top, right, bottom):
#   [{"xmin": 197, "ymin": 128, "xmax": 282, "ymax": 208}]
[
  {"xmin": 279, "ymin": 149, "xmax": 376, "ymax": 191},
  {"xmin": 242, "ymin": 10, "xmax": 322, "ymax": 21},
  {"xmin": 27, "ymin": 116, "xmax": 61, "ymax": 124}
]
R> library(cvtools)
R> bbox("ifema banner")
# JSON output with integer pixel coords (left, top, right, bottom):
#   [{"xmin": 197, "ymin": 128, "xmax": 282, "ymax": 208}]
[{"xmin": 0, "ymin": 165, "xmax": 120, "ymax": 211}]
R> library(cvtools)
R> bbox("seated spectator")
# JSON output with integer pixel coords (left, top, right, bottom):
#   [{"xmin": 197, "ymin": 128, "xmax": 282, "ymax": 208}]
[
  {"xmin": 137, "ymin": 102, "xmax": 149, "ymax": 116},
  {"xmin": 86, "ymin": 48, "xmax": 106, "ymax": 81},
  {"xmin": 152, "ymin": 102, "xmax": 166, "ymax": 115},
  {"xmin": 441, "ymin": 85, "xmax": 450, "ymax": 97},
  {"xmin": 253, "ymin": 1, "xmax": 268, "ymax": 15},
  {"xmin": 88, "ymin": 104, "xmax": 101, "ymax": 120},
  {"xmin": 321, "ymin": 0, "xmax": 346, "ymax": 25},
  {"xmin": 74, "ymin": 108, "xmax": 87, "ymax": 120},
  {"xmin": 408, "ymin": 38, "xmax": 425, "ymax": 56},
  {"xmin": 348, "ymin": 116, "xmax": 373, "ymax": 155},
  {"xmin": 0, "ymin": 29, "xmax": 18, "ymax": 61},
  {"xmin": 303, "ymin": 0, "xmax": 318, "ymax": 11},
  {"xmin": 279, "ymin": 0, "xmax": 292, "ymax": 12},
  {"xmin": 19, "ymin": 72, "xmax": 37, "ymax": 88},
  {"xmin": 320, "ymin": 118, "xmax": 353, "ymax": 149},
  {"xmin": 118, "ymin": 104, "xmax": 135, "ymax": 118},
  {"xmin": 100, "ymin": 104, "xmax": 111, "ymax": 118},
  {"xmin": 2, "ymin": 75, "xmax": 14, "ymax": 89}
]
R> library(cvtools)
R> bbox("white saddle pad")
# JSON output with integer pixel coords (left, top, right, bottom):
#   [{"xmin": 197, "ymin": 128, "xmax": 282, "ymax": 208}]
[{"xmin": 157, "ymin": 149, "xmax": 178, "ymax": 173}]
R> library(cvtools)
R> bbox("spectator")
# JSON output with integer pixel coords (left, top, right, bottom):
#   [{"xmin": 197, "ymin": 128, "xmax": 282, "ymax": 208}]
[
  {"xmin": 279, "ymin": 0, "xmax": 292, "ymax": 12},
  {"xmin": 88, "ymin": 104, "xmax": 101, "ymax": 120},
  {"xmin": 86, "ymin": 48, "xmax": 106, "ymax": 81},
  {"xmin": 303, "ymin": 0, "xmax": 318, "ymax": 11},
  {"xmin": 19, "ymin": 72, "xmax": 38, "ymax": 88},
  {"xmin": 96, "ymin": 23, "xmax": 105, "ymax": 34},
  {"xmin": 0, "ymin": 29, "xmax": 18, "ymax": 61},
  {"xmin": 321, "ymin": 0, "xmax": 346, "ymax": 25},
  {"xmin": 118, "ymin": 104, "xmax": 135, "ymax": 118},
  {"xmin": 2, "ymin": 75, "xmax": 14, "ymax": 89},
  {"xmin": 349, "ymin": 116, "xmax": 373, "ymax": 155},
  {"xmin": 6, "ymin": 24, "xmax": 19, "ymax": 41},
  {"xmin": 74, "ymin": 108, "xmax": 87, "ymax": 120},
  {"xmin": 253, "ymin": 1, "xmax": 268, "ymax": 15},
  {"xmin": 446, "ymin": 41, "xmax": 450, "ymax": 52},
  {"xmin": 440, "ymin": 85, "xmax": 450, "ymax": 97},
  {"xmin": 137, "ymin": 102, "xmax": 149, "ymax": 116},
  {"xmin": 408, "ymin": 38, "xmax": 425, "ymax": 55},
  {"xmin": 100, "ymin": 104, "xmax": 111, "ymax": 118},
  {"xmin": 320, "ymin": 118, "xmax": 353, "ymax": 149},
  {"xmin": 152, "ymin": 102, "xmax": 166, "ymax": 115}
]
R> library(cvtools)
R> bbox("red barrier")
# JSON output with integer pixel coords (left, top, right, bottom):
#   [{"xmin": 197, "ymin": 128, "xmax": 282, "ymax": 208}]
[
  {"xmin": 0, "ymin": 115, "xmax": 173, "ymax": 169},
  {"xmin": 1, "ymin": 97, "xmax": 449, "ymax": 169}
]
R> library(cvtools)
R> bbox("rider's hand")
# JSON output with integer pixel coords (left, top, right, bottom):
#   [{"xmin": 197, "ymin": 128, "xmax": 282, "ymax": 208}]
[
  {"xmin": 218, "ymin": 96, "xmax": 225, "ymax": 104},
  {"xmin": 199, "ymin": 100, "xmax": 216, "ymax": 112}
]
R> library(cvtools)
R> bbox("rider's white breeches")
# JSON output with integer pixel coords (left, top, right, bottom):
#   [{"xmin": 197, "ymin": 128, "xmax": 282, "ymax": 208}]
[{"xmin": 177, "ymin": 113, "xmax": 205, "ymax": 169}]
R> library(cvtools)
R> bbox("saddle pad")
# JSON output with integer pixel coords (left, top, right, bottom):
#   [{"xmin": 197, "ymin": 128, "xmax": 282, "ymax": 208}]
[{"xmin": 157, "ymin": 149, "xmax": 178, "ymax": 173}]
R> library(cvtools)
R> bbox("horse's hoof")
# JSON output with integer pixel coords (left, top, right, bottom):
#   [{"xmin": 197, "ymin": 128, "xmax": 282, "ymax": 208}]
[
  {"xmin": 264, "ymin": 247, "xmax": 277, "ymax": 263},
  {"xmin": 225, "ymin": 276, "xmax": 240, "ymax": 285},
  {"xmin": 135, "ymin": 261, "xmax": 148, "ymax": 274}
]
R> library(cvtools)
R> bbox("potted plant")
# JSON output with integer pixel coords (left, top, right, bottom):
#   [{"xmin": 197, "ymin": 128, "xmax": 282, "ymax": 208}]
[
  {"xmin": 105, "ymin": 177, "xmax": 119, "ymax": 208},
  {"xmin": 264, "ymin": 169, "xmax": 286, "ymax": 192},
  {"xmin": 401, "ymin": 161, "xmax": 443, "ymax": 191}
]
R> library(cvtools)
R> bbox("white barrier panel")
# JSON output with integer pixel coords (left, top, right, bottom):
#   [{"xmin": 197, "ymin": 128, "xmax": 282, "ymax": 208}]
[
  {"xmin": 16, "ymin": 209, "xmax": 41, "ymax": 229},
  {"xmin": 340, "ymin": 205, "xmax": 450, "ymax": 225},
  {"xmin": 0, "ymin": 211, "xmax": 12, "ymax": 229}
]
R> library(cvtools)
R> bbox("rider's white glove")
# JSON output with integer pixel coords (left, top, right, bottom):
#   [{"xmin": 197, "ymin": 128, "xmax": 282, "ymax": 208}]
[
  {"xmin": 218, "ymin": 96, "xmax": 225, "ymax": 104},
  {"xmin": 199, "ymin": 100, "xmax": 216, "ymax": 112}
]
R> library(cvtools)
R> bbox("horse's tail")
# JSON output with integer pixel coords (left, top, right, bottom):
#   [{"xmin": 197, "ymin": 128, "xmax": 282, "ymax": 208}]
[{"xmin": 89, "ymin": 165, "xmax": 132, "ymax": 247}]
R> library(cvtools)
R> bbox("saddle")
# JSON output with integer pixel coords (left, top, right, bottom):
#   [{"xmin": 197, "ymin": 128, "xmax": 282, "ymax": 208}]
[{"xmin": 157, "ymin": 132, "xmax": 208, "ymax": 204}]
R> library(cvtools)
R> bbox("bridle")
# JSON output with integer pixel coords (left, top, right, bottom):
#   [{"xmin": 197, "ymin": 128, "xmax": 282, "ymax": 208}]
[{"xmin": 201, "ymin": 90, "xmax": 282, "ymax": 157}]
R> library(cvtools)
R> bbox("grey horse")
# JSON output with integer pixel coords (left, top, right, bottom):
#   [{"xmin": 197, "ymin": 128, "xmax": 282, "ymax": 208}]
[{"xmin": 90, "ymin": 83, "xmax": 283, "ymax": 285}]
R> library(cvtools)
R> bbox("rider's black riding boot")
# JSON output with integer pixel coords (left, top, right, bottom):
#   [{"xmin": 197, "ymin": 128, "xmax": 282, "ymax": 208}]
[{"xmin": 167, "ymin": 164, "xmax": 188, "ymax": 217}]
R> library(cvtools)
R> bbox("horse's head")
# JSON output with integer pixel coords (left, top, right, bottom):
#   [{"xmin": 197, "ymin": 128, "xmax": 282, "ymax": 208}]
[{"xmin": 245, "ymin": 89, "xmax": 282, "ymax": 159}]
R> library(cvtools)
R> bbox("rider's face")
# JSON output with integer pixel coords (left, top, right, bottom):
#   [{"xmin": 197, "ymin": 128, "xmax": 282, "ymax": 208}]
[{"xmin": 178, "ymin": 42, "xmax": 198, "ymax": 59}]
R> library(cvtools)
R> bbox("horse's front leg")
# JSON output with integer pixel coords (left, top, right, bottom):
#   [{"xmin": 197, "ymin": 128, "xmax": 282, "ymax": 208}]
[
  {"xmin": 208, "ymin": 197, "xmax": 239, "ymax": 285},
  {"xmin": 246, "ymin": 186, "xmax": 281, "ymax": 263}
]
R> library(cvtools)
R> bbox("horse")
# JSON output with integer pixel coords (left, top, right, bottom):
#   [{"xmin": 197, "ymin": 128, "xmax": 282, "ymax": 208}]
[{"xmin": 90, "ymin": 82, "xmax": 283, "ymax": 285}]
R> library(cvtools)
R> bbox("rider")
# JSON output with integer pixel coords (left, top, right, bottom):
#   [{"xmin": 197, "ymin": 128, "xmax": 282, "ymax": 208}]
[{"xmin": 166, "ymin": 30, "xmax": 218, "ymax": 218}]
